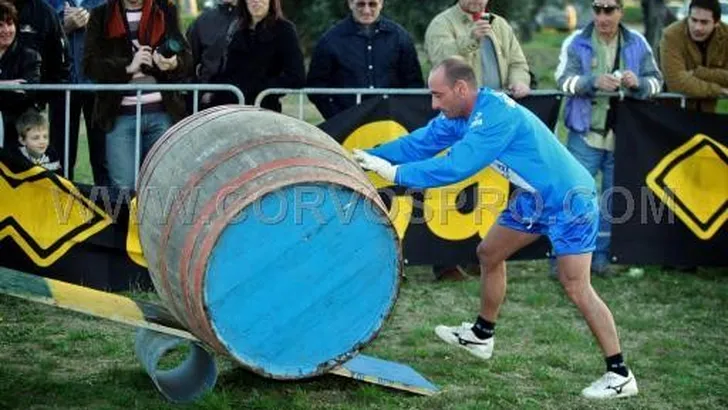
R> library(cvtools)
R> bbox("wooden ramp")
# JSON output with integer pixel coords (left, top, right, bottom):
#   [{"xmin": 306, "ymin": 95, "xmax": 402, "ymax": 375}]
[{"xmin": 0, "ymin": 267, "xmax": 439, "ymax": 401}]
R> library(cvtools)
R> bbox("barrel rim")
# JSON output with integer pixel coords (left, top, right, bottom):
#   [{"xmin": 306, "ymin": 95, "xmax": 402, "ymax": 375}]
[{"xmin": 197, "ymin": 172, "xmax": 401, "ymax": 378}]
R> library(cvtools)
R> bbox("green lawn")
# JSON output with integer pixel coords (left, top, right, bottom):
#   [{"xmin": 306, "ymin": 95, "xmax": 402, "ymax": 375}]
[
  {"xmin": 1, "ymin": 263, "xmax": 727, "ymax": 409},
  {"xmin": 10, "ymin": 28, "xmax": 727, "ymax": 409}
]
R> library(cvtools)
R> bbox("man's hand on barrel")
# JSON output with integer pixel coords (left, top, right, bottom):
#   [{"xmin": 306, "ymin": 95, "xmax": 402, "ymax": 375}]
[{"xmin": 352, "ymin": 149, "xmax": 398, "ymax": 182}]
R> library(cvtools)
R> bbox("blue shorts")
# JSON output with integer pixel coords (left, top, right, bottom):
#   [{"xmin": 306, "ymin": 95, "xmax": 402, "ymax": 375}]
[{"xmin": 497, "ymin": 191, "xmax": 598, "ymax": 256}]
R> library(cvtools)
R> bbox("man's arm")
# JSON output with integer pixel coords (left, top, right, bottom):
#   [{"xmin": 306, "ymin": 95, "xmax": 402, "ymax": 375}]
[
  {"xmin": 625, "ymin": 35, "xmax": 663, "ymax": 99},
  {"xmin": 660, "ymin": 31, "xmax": 724, "ymax": 97},
  {"xmin": 692, "ymin": 67, "xmax": 728, "ymax": 87},
  {"xmin": 424, "ymin": 15, "xmax": 479, "ymax": 66},
  {"xmin": 555, "ymin": 32, "xmax": 597, "ymax": 96},
  {"xmin": 367, "ymin": 114, "xmax": 465, "ymax": 165},
  {"xmin": 393, "ymin": 114, "xmax": 514, "ymax": 188}
]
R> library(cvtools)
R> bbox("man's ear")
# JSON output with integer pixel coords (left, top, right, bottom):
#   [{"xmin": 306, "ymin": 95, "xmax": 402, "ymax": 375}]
[{"xmin": 454, "ymin": 79, "xmax": 467, "ymax": 96}]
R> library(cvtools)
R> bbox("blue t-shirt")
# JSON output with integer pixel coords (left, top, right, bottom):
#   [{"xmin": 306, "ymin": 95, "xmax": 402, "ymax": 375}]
[{"xmin": 368, "ymin": 88, "xmax": 595, "ymax": 215}]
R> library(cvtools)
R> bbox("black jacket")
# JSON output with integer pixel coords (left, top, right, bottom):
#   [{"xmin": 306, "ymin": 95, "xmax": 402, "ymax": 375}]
[
  {"xmin": 0, "ymin": 41, "xmax": 41, "ymax": 113},
  {"xmin": 214, "ymin": 18, "xmax": 305, "ymax": 111},
  {"xmin": 1, "ymin": 41, "xmax": 41, "ymax": 149},
  {"xmin": 14, "ymin": 0, "xmax": 70, "ymax": 84},
  {"xmin": 307, "ymin": 15, "xmax": 424, "ymax": 119},
  {"xmin": 185, "ymin": 2, "xmax": 237, "ymax": 83}
]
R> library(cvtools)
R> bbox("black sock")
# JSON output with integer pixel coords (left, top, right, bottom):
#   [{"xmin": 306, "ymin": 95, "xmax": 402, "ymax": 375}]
[
  {"xmin": 605, "ymin": 353, "xmax": 629, "ymax": 377},
  {"xmin": 471, "ymin": 316, "xmax": 495, "ymax": 340}
]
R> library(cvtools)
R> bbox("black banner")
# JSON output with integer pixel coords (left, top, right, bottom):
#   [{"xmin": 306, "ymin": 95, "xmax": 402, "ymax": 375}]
[
  {"xmin": 0, "ymin": 151, "xmax": 151, "ymax": 290},
  {"xmin": 320, "ymin": 94, "xmax": 562, "ymax": 265},
  {"xmin": 613, "ymin": 100, "xmax": 727, "ymax": 266}
]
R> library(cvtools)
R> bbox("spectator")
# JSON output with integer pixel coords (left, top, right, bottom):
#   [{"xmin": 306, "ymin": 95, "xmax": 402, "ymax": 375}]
[
  {"xmin": 8, "ymin": 0, "xmax": 69, "ymax": 85},
  {"xmin": 213, "ymin": 0, "xmax": 305, "ymax": 112},
  {"xmin": 555, "ymin": 0, "xmax": 663, "ymax": 275},
  {"xmin": 424, "ymin": 0, "xmax": 531, "ymax": 98},
  {"xmin": 45, "ymin": 0, "xmax": 109, "ymax": 185},
  {"xmin": 9, "ymin": 0, "xmax": 70, "ymax": 179},
  {"xmin": 307, "ymin": 0, "xmax": 424, "ymax": 120},
  {"xmin": 84, "ymin": 0, "xmax": 191, "ymax": 190},
  {"xmin": 0, "ymin": 0, "xmax": 41, "ymax": 150},
  {"xmin": 14, "ymin": 109, "xmax": 62, "ymax": 173},
  {"xmin": 660, "ymin": 0, "xmax": 728, "ymax": 113},
  {"xmin": 185, "ymin": 0, "xmax": 237, "ymax": 109}
]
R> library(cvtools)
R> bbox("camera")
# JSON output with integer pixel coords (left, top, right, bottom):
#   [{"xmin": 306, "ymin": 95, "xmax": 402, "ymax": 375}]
[
  {"xmin": 480, "ymin": 12, "xmax": 494, "ymax": 24},
  {"xmin": 140, "ymin": 37, "xmax": 184, "ymax": 75},
  {"xmin": 156, "ymin": 37, "xmax": 184, "ymax": 59}
]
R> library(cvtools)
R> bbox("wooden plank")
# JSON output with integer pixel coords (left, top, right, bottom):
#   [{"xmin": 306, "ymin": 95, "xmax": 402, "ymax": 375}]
[
  {"xmin": 0, "ymin": 267, "xmax": 196, "ymax": 341},
  {"xmin": 330, "ymin": 354, "xmax": 440, "ymax": 396}
]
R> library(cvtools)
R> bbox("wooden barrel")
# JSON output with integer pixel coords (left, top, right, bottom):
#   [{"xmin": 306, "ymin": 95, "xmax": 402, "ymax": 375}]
[{"xmin": 136, "ymin": 106, "xmax": 402, "ymax": 379}]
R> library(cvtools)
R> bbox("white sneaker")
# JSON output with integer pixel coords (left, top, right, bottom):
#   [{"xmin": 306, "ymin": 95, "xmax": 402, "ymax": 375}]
[
  {"xmin": 581, "ymin": 370, "xmax": 639, "ymax": 399},
  {"xmin": 434, "ymin": 322, "xmax": 494, "ymax": 360}
]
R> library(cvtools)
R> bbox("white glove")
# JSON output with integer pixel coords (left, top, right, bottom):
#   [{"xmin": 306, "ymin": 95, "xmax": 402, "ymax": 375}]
[{"xmin": 352, "ymin": 149, "xmax": 398, "ymax": 182}]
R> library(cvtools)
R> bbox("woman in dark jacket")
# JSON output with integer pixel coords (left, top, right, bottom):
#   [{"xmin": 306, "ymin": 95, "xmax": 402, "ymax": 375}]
[
  {"xmin": 0, "ymin": 0, "xmax": 41, "ymax": 151},
  {"xmin": 215, "ymin": 0, "xmax": 305, "ymax": 112}
]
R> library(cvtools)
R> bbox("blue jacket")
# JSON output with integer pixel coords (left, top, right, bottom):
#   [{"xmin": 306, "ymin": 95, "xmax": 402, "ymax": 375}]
[
  {"xmin": 555, "ymin": 22, "xmax": 663, "ymax": 133},
  {"xmin": 307, "ymin": 15, "xmax": 424, "ymax": 119},
  {"xmin": 368, "ymin": 89, "xmax": 595, "ymax": 215},
  {"xmin": 46, "ymin": 0, "xmax": 106, "ymax": 83}
]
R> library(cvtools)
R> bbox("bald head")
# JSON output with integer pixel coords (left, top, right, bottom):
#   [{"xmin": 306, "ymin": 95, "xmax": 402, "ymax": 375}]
[{"xmin": 430, "ymin": 57, "xmax": 478, "ymax": 89}]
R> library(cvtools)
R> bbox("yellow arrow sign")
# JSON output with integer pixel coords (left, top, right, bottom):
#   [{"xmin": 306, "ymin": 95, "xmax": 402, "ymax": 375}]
[{"xmin": 0, "ymin": 163, "xmax": 112, "ymax": 266}]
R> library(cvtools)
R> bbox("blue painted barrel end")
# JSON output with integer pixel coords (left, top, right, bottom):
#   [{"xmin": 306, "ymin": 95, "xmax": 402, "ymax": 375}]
[{"xmin": 204, "ymin": 183, "xmax": 400, "ymax": 378}]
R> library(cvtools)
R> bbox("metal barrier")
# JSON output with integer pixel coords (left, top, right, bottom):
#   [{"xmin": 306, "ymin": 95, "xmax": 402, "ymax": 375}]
[
  {"xmin": 0, "ymin": 83, "xmax": 244, "ymax": 186},
  {"xmin": 255, "ymin": 87, "xmax": 701, "ymax": 120}
]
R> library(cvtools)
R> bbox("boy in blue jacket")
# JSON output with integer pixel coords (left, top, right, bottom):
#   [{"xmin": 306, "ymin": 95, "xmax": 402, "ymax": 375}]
[{"xmin": 353, "ymin": 57, "xmax": 638, "ymax": 400}]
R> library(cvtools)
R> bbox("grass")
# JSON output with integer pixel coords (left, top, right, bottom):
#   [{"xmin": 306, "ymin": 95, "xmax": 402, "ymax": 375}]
[
  {"xmin": 11, "ymin": 28, "xmax": 727, "ymax": 408},
  {"xmin": 1, "ymin": 263, "xmax": 727, "ymax": 409}
]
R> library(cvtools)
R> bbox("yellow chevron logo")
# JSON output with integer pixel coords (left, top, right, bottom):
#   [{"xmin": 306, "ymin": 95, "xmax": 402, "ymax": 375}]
[
  {"xmin": 646, "ymin": 134, "xmax": 728, "ymax": 240},
  {"xmin": 0, "ymin": 163, "xmax": 112, "ymax": 266}
]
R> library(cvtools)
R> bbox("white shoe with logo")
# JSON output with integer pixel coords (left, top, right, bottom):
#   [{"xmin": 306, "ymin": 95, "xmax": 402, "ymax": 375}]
[
  {"xmin": 434, "ymin": 322, "xmax": 494, "ymax": 360},
  {"xmin": 581, "ymin": 370, "xmax": 639, "ymax": 399}
]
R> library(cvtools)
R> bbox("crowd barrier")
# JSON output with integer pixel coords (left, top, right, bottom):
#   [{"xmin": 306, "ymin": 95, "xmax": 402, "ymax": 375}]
[
  {"xmin": 254, "ymin": 87, "xmax": 706, "ymax": 120},
  {"xmin": 3, "ymin": 84, "xmax": 725, "ymax": 186},
  {"xmin": 0, "ymin": 83, "xmax": 245, "ymax": 186}
]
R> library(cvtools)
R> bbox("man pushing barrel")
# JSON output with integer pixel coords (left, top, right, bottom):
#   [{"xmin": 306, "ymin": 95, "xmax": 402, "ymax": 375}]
[{"xmin": 353, "ymin": 57, "xmax": 638, "ymax": 399}]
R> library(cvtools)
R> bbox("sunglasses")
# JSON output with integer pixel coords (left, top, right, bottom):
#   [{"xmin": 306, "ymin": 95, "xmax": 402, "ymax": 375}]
[
  {"xmin": 592, "ymin": 3, "xmax": 620, "ymax": 15},
  {"xmin": 354, "ymin": 1, "xmax": 379, "ymax": 9}
]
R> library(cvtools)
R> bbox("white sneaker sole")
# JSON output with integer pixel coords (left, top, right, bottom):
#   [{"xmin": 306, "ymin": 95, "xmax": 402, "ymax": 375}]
[
  {"xmin": 582, "ymin": 388, "xmax": 639, "ymax": 400},
  {"xmin": 434, "ymin": 326, "xmax": 493, "ymax": 360}
]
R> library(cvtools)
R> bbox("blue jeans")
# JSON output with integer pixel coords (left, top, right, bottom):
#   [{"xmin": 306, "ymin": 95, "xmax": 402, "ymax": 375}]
[
  {"xmin": 106, "ymin": 112, "xmax": 173, "ymax": 190},
  {"xmin": 566, "ymin": 131, "xmax": 614, "ymax": 268}
]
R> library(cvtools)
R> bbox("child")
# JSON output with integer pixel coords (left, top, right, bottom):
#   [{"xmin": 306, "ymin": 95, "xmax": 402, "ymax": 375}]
[{"xmin": 15, "ymin": 109, "xmax": 62, "ymax": 173}]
